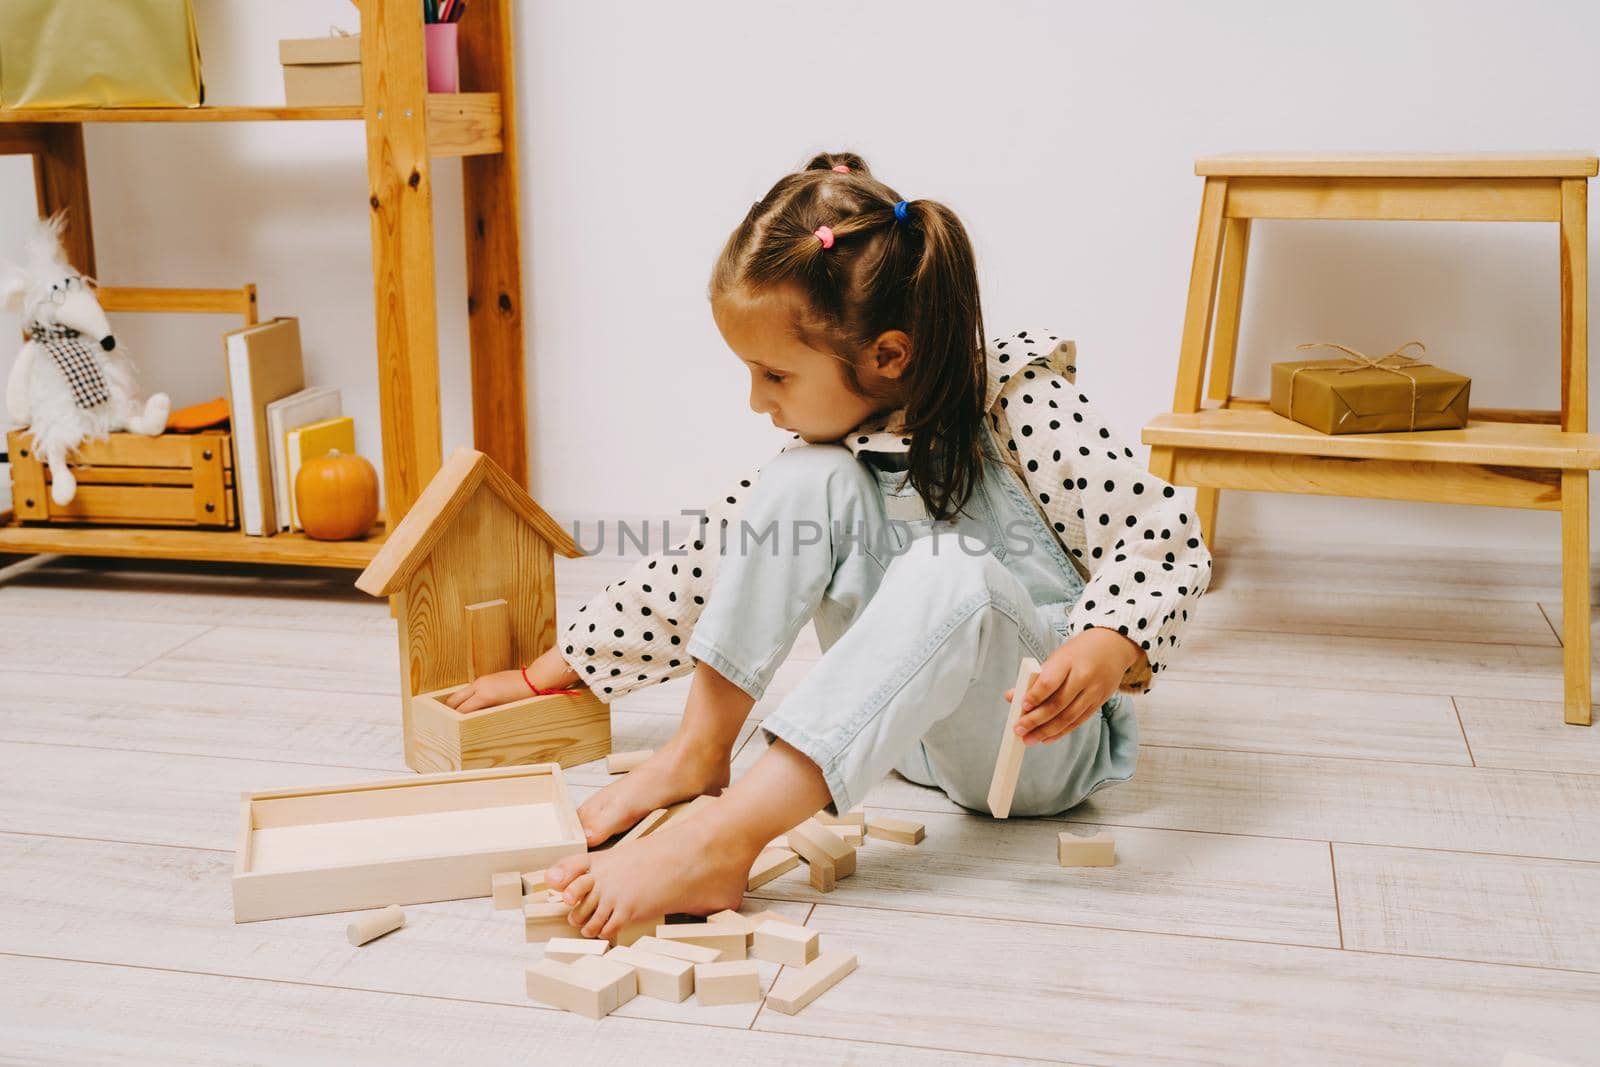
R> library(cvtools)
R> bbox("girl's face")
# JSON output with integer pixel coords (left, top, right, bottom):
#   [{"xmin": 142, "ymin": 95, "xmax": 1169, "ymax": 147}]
[{"xmin": 711, "ymin": 285, "xmax": 908, "ymax": 445}]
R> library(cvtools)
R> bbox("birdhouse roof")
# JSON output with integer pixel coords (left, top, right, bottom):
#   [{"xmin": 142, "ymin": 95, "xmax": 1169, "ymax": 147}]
[{"xmin": 355, "ymin": 447, "xmax": 583, "ymax": 598}]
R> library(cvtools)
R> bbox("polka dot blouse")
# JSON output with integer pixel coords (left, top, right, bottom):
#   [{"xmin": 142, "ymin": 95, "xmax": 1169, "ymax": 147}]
[{"xmin": 558, "ymin": 328, "xmax": 1213, "ymax": 701}]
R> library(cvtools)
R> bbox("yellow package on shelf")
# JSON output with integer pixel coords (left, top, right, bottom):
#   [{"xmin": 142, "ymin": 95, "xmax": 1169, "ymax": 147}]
[{"xmin": 0, "ymin": 0, "xmax": 203, "ymax": 109}]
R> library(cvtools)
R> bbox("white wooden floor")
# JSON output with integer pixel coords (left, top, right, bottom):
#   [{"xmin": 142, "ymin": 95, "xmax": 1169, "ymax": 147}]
[{"xmin": 1, "ymin": 540, "xmax": 1597, "ymax": 1066}]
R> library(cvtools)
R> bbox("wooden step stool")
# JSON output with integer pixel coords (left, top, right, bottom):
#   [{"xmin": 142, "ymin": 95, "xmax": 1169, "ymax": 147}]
[{"xmin": 1142, "ymin": 153, "xmax": 1599, "ymax": 726}]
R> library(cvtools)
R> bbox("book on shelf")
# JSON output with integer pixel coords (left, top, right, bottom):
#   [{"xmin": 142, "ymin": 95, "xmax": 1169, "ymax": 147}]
[
  {"xmin": 285, "ymin": 415, "xmax": 356, "ymax": 532},
  {"xmin": 265, "ymin": 387, "xmax": 342, "ymax": 532},
  {"xmin": 223, "ymin": 317, "xmax": 305, "ymax": 536}
]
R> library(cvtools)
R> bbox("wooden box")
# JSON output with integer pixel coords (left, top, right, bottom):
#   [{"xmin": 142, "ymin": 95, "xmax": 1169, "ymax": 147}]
[
  {"xmin": 232, "ymin": 763, "xmax": 586, "ymax": 922},
  {"xmin": 279, "ymin": 35, "xmax": 362, "ymax": 107},
  {"xmin": 409, "ymin": 684, "xmax": 611, "ymax": 775},
  {"xmin": 6, "ymin": 429, "xmax": 235, "ymax": 528}
]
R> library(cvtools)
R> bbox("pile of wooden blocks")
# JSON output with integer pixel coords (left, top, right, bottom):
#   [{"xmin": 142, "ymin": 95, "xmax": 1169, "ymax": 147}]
[
  {"xmin": 507, "ymin": 872, "xmax": 857, "ymax": 1020},
  {"xmin": 749, "ymin": 806, "xmax": 926, "ymax": 895}
]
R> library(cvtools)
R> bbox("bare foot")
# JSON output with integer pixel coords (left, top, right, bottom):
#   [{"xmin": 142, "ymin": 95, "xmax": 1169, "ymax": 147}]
[
  {"xmin": 542, "ymin": 803, "xmax": 760, "ymax": 941},
  {"xmin": 576, "ymin": 734, "xmax": 732, "ymax": 847}
]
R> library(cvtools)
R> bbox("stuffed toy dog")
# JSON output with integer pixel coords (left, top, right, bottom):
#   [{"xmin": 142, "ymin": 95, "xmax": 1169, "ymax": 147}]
[{"xmin": 3, "ymin": 212, "xmax": 170, "ymax": 506}]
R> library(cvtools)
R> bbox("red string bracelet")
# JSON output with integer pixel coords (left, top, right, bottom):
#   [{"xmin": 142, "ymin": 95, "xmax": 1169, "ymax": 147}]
[{"xmin": 521, "ymin": 665, "xmax": 583, "ymax": 697}]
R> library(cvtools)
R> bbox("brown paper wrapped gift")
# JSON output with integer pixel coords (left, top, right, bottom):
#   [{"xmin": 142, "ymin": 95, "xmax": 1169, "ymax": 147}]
[{"xmin": 1269, "ymin": 342, "xmax": 1471, "ymax": 435}]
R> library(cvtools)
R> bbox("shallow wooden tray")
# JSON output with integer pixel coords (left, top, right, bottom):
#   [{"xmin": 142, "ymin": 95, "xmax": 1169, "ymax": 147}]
[{"xmin": 232, "ymin": 763, "xmax": 586, "ymax": 922}]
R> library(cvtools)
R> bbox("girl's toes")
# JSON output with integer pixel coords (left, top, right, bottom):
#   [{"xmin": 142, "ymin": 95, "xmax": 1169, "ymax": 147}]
[
  {"xmin": 562, "ymin": 872, "xmax": 595, "ymax": 908},
  {"xmin": 569, "ymin": 882, "xmax": 601, "ymax": 928},
  {"xmin": 545, "ymin": 854, "xmax": 589, "ymax": 890},
  {"xmin": 582, "ymin": 898, "xmax": 615, "ymax": 940}
]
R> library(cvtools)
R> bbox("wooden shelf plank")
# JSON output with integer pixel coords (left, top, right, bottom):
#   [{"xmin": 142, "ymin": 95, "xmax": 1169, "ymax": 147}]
[
  {"xmin": 1143, "ymin": 407, "xmax": 1600, "ymax": 469},
  {"xmin": 1196, "ymin": 152, "xmax": 1600, "ymax": 179},
  {"xmin": 0, "ymin": 105, "xmax": 362, "ymax": 123},
  {"xmin": 0, "ymin": 523, "xmax": 387, "ymax": 569},
  {"xmin": 0, "ymin": 94, "xmax": 502, "ymax": 159}
]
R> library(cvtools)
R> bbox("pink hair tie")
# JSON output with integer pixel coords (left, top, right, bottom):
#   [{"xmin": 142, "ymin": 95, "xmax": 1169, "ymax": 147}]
[
  {"xmin": 831, "ymin": 164, "xmax": 850, "ymax": 173},
  {"xmin": 814, "ymin": 225, "xmax": 835, "ymax": 249}
]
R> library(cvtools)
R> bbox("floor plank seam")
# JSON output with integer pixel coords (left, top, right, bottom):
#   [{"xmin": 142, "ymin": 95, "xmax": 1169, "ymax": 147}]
[
  {"xmin": 118, "ymin": 624, "xmax": 219, "ymax": 678},
  {"xmin": 0, "ymin": 828, "xmax": 232, "ymax": 855},
  {"xmin": 1329, "ymin": 842, "xmax": 1345, "ymax": 950},
  {"xmin": 1137, "ymin": 742, "xmax": 1476, "ymax": 771},
  {"xmin": 1534, "ymin": 601, "xmax": 1564, "ymax": 646},
  {"xmin": 0, "ymin": 737, "xmax": 407, "ymax": 775},
  {"xmin": 1448, "ymin": 696, "xmax": 1478, "ymax": 768},
  {"xmin": 1190, "ymin": 622, "xmax": 1564, "ymax": 651}
]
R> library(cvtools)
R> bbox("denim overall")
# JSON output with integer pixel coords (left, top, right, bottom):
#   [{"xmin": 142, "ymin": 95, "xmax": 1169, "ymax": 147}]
[{"xmin": 685, "ymin": 426, "xmax": 1138, "ymax": 817}]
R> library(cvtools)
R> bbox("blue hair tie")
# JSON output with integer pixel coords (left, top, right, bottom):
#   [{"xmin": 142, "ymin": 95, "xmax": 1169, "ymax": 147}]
[{"xmin": 893, "ymin": 200, "xmax": 910, "ymax": 222}]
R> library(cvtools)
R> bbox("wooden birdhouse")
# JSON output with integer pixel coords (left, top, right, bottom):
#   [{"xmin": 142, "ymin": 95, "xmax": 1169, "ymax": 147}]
[{"xmin": 356, "ymin": 446, "xmax": 610, "ymax": 773}]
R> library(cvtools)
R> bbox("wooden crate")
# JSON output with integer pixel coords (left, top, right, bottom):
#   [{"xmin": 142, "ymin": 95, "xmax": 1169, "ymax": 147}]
[
  {"xmin": 232, "ymin": 762, "xmax": 586, "ymax": 922},
  {"xmin": 6, "ymin": 429, "xmax": 235, "ymax": 528},
  {"xmin": 409, "ymin": 684, "xmax": 611, "ymax": 775}
]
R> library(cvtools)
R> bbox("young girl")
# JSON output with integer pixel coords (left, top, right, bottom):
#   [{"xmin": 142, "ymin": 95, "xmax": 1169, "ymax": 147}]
[{"xmin": 446, "ymin": 151, "xmax": 1211, "ymax": 940}]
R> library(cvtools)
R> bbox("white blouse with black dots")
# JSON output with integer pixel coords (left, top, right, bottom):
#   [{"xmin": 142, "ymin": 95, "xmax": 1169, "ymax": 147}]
[{"xmin": 557, "ymin": 328, "xmax": 1213, "ymax": 702}]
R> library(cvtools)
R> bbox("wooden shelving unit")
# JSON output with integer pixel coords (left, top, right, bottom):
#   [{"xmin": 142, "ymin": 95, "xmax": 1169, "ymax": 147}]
[{"xmin": 0, "ymin": 0, "xmax": 528, "ymax": 569}]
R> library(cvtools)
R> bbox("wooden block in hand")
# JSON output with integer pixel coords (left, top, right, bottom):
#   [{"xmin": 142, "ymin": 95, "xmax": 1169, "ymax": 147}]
[
  {"xmin": 543, "ymin": 937, "xmax": 609, "ymax": 964},
  {"xmin": 694, "ymin": 960, "xmax": 761, "ymax": 1005},
  {"xmin": 787, "ymin": 819, "xmax": 856, "ymax": 878},
  {"xmin": 751, "ymin": 919, "xmax": 819, "ymax": 966},
  {"xmin": 606, "ymin": 944, "xmax": 693, "ymax": 1002},
  {"xmin": 1057, "ymin": 831, "xmax": 1116, "ymax": 867},
  {"xmin": 987, "ymin": 657, "xmax": 1040, "ymax": 819},
  {"xmin": 606, "ymin": 749, "xmax": 653, "ymax": 774},
  {"xmin": 491, "ymin": 871, "xmax": 523, "ymax": 910},
  {"xmin": 652, "ymin": 922, "xmax": 746, "ymax": 960},
  {"xmin": 632, "ymin": 934, "xmax": 723, "ymax": 964},
  {"xmin": 764, "ymin": 949, "xmax": 858, "ymax": 1016},
  {"xmin": 523, "ymin": 898, "xmax": 570, "ymax": 943},
  {"xmin": 865, "ymin": 815, "xmax": 925, "ymax": 845},
  {"xmin": 747, "ymin": 847, "xmax": 800, "ymax": 891}
]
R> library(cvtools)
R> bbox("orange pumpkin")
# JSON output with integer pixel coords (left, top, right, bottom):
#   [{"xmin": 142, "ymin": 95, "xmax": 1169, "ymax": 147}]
[{"xmin": 295, "ymin": 449, "xmax": 380, "ymax": 541}]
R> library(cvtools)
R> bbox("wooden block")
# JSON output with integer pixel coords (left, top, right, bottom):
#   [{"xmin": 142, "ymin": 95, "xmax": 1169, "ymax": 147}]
[
  {"xmin": 606, "ymin": 749, "xmax": 654, "ymax": 774},
  {"xmin": 694, "ymin": 960, "xmax": 762, "ymax": 1006},
  {"xmin": 611, "ymin": 914, "xmax": 662, "ymax": 947},
  {"xmin": 787, "ymin": 819, "xmax": 855, "ymax": 878},
  {"xmin": 987, "ymin": 657, "xmax": 1040, "ymax": 819},
  {"xmin": 824, "ymin": 824, "xmax": 865, "ymax": 847},
  {"xmin": 345, "ymin": 904, "xmax": 404, "ymax": 946},
  {"xmin": 521, "ymin": 871, "xmax": 548, "ymax": 896},
  {"xmin": 657, "ymin": 793, "xmax": 716, "ymax": 829},
  {"xmin": 652, "ymin": 922, "xmax": 746, "ymax": 960},
  {"xmin": 632, "ymin": 934, "xmax": 724, "ymax": 964},
  {"xmin": 706, "ymin": 909, "xmax": 758, "ymax": 941},
  {"xmin": 742, "ymin": 909, "xmax": 804, "ymax": 929},
  {"xmin": 606, "ymin": 944, "xmax": 694, "ymax": 1003},
  {"xmin": 543, "ymin": 937, "xmax": 609, "ymax": 963},
  {"xmin": 747, "ymin": 847, "xmax": 800, "ymax": 891},
  {"xmin": 865, "ymin": 816, "xmax": 925, "ymax": 845},
  {"xmin": 813, "ymin": 806, "xmax": 865, "ymax": 828},
  {"xmin": 491, "ymin": 871, "xmax": 522, "ymax": 910},
  {"xmin": 751, "ymin": 919, "xmax": 819, "ymax": 966},
  {"xmin": 764, "ymin": 949, "xmax": 858, "ymax": 1016},
  {"xmin": 1057, "ymin": 831, "xmax": 1116, "ymax": 867},
  {"xmin": 616, "ymin": 807, "xmax": 670, "ymax": 846},
  {"xmin": 808, "ymin": 856, "xmax": 836, "ymax": 893},
  {"xmin": 525, "ymin": 954, "xmax": 637, "ymax": 1019},
  {"xmin": 523, "ymin": 898, "xmax": 570, "ymax": 943},
  {"xmin": 465, "ymin": 598, "xmax": 513, "ymax": 677}
]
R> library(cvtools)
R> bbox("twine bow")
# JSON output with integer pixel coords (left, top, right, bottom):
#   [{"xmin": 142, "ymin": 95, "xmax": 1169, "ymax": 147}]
[{"xmin": 1289, "ymin": 340, "xmax": 1433, "ymax": 430}]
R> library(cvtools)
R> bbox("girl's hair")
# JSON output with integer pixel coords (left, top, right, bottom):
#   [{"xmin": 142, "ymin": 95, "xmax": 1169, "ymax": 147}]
[{"xmin": 709, "ymin": 150, "xmax": 988, "ymax": 522}]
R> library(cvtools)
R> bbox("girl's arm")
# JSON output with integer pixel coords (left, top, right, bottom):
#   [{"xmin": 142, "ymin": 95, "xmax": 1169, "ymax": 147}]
[
  {"xmin": 995, "ymin": 362, "xmax": 1213, "ymax": 694},
  {"xmin": 555, "ymin": 456, "xmax": 773, "ymax": 702}
]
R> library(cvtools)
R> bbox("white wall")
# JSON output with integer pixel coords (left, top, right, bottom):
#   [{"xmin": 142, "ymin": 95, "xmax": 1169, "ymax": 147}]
[{"xmin": 3, "ymin": 0, "xmax": 1596, "ymax": 556}]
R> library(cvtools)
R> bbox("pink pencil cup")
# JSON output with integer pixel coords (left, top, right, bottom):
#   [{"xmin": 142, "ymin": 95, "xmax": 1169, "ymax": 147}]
[{"xmin": 424, "ymin": 23, "xmax": 459, "ymax": 93}]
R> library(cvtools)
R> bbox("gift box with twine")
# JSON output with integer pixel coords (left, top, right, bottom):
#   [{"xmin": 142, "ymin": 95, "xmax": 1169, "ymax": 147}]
[{"xmin": 1269, "ymin": 341, "xmax": 1471, "ymax": 435}]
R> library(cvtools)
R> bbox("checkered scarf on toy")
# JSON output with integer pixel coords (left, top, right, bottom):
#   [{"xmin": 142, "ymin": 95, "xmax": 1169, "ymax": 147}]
[{"xmin": 30, "ymin": 323, "xmax": 110, "ymax": 408}]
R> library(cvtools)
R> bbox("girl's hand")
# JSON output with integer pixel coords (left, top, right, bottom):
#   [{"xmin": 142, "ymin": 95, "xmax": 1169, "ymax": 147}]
[
  {"xmin": 445, "ymin": 648, "xmax": 585, "ymax": 713},
  {"xmin": 1002, "ymin": 629, "xmax": 1145, "ymax": 746}
]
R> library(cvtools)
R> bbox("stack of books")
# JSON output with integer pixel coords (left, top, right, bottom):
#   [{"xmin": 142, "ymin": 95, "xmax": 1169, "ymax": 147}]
[{"xmin": 223, "ymin": 317, "xmax": 358, "ymax": 536}]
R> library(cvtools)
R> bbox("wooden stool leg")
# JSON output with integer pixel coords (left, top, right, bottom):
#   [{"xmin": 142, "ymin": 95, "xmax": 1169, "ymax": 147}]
[
  {"xmin": 1194, "ymin": 487, "xmax": 1220, "ymax": 544},
  {"xmin": 1561, "ymin": 470, "xmax": 1592, "ymax": 726},
  {"xmin": 1171, "ymin": 178, "xmax": 1229, "ymax": 414},
  {"xmin": 1194, "ymin": 216, "xmax": 1251, "ymax": 550}
]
